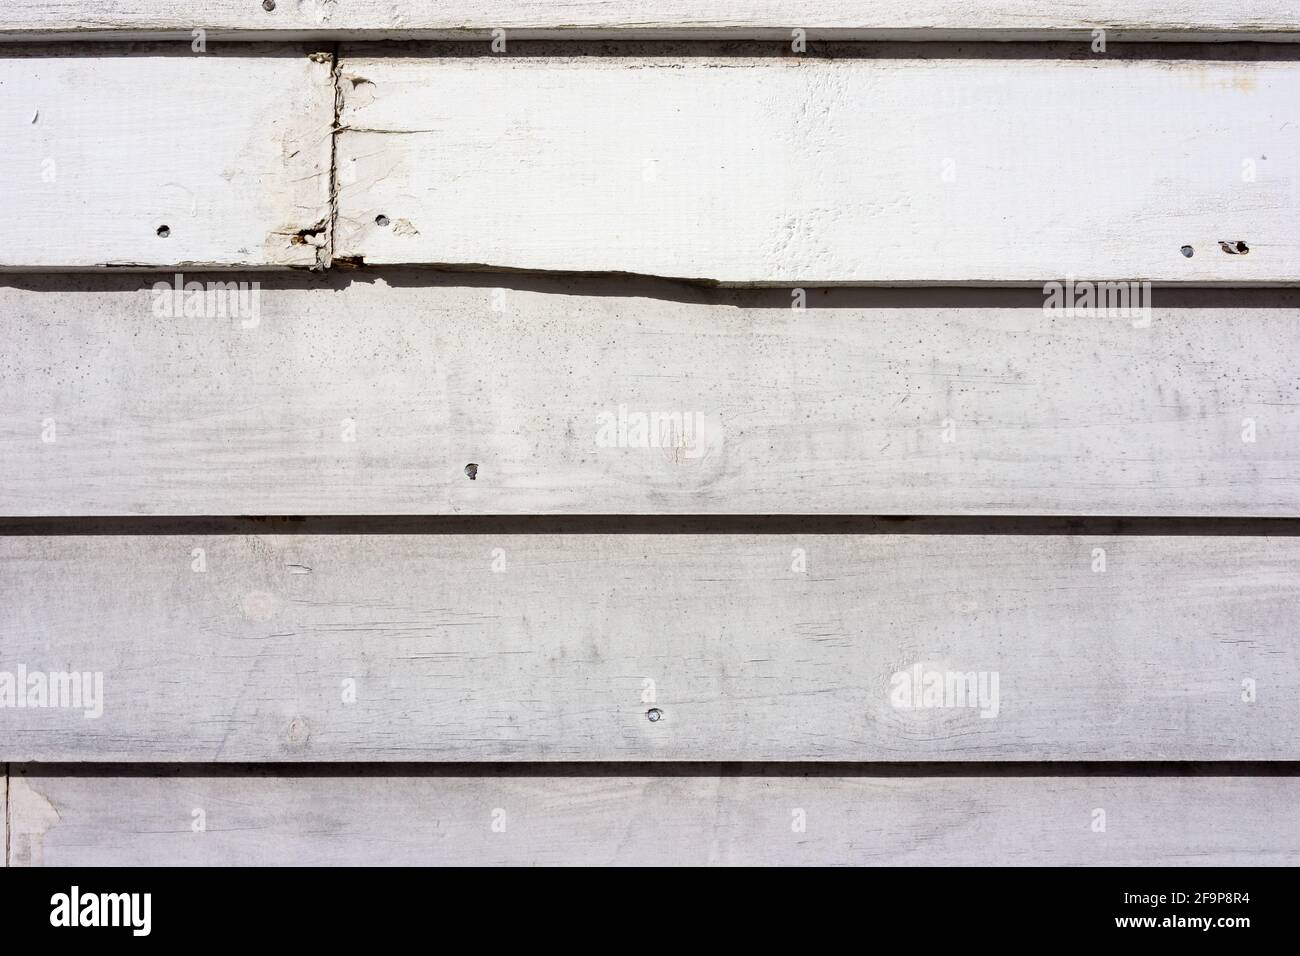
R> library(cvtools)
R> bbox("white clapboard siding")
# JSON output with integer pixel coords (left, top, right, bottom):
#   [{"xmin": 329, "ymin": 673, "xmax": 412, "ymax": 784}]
[
  {"xmin": 9, "ymin": 769, "xmax": 1299, "ymax": 865},
  {"xmin": 335, "ymin": 54, "xmax": 1300, "ymax": 284},
  {"xmin": 1, "ymin": 534, "xmax": 1296, "ymax": 762},
  {"xmin": 0, "ymin": 48, "xmax": 334, "ymax": 270},
  {"xmin": 3, "ymin": 2, "xmax": 1300, "ymax": 41},
  {"xmin": 2, "ymin": 280, "xmax": 1298, "ymax": 516}
]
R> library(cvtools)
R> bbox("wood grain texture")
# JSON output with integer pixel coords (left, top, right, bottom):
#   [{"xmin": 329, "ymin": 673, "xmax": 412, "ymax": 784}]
[
  {"xmin": 1, "ymin": 533, "xmax": 1296, "ymax": 762},
  {"xmin": 3, "ymin": 2, "xmax": 1300, "ymax": 41},
  {"xmin": 0, "ymin": 47, "xmax": 334, "ymax": 270},
  {"xmin": 9, "ymin": 768, "xmax": 1298, "ymax": 865},
  {"xmin": 335, "ymin": 53, "xmax": 1300, "ymax": 283},
  {"xmin": 2, "ymin": 279, "xmax": 1298, "ymax": 516}
]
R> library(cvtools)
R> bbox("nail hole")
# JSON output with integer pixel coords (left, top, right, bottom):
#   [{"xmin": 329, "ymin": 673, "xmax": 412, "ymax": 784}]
[
  {"xmin": 156, "ymin": 225, "xmax": 170, "ymax": 238},
  {"xmin": 464, "ymin": 463, "xmax": 478, "ymax": 480},
  {"xmin": 262, "ymin": 0, "xmax": 276, "ymax": 11},
  {"xmin": 1180, "ymin": 245, "xmax": 1193, "ymax": 258},
  {"xmin": 646, "ymin": 708, "xmax": 664, "ymax": 722},
  {"xmin": 375, "ymin": 214, "xmax": 391, "ymax": 227}
]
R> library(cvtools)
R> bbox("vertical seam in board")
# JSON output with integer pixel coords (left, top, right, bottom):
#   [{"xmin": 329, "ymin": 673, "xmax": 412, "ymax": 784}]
[{"xmin": 326, "ymin": 42, "xmax": 343, "ymax": 270}]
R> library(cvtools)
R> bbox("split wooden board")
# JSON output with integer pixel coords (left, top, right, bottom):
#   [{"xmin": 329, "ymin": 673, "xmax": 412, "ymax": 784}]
[{"xmin": 334, "ymin": 52, "xmax": 1300, "ymax": 283}]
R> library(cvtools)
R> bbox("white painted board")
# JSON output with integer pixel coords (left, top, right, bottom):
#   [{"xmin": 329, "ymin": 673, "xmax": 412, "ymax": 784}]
[
  {"xmin": 0, "ymin": 48, "xmax": 334, "ymax": 269},
  {"xmin": 335, "ymin": 54, "xmax": 1300, "ymax": 283},
  {"xmin": 1, "ymin": 534, "xmax": 1295, "ymax": 761}
]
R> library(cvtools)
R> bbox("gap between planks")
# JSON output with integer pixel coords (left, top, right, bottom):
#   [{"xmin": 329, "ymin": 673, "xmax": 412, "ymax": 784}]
[{"xmin": 2, "ymin": 517, "xmax": 1300, "ymax": 536}]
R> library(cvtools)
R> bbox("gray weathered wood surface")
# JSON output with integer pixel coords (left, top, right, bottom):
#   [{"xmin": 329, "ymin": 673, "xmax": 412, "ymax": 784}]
[
  {"xmin": 8, "ymin": 768, "xmax": 1297, "ymax": 865},
  {"xmin": 2, "ymin": 533, "xmax": 1295, "ymax": 761},
  {"xmin": 3, "ymin": 279, "xmax": 1297, "ymax": 516},
  {"xmin": 1, "ymin": 26, "xmax": 1294, "ymax": 870}
]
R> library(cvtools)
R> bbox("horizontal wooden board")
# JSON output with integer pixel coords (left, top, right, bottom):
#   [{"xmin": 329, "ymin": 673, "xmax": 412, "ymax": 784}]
[
  {"xmin": 0, "ymin": 47, "xmax": 334, "ymax": 270},
  {"xmin": 335, "ymin": 54, "xmax": 1300, "ymax": 284},
  {"xmin": 1, "ymin": 279, "xmax": 1298, "ymax": 516},
  {"xmin": 1, "ymin": 534, "xmax": 1296, "ymax": 761},
  {"xmin": 3, "ymin": 3, "xmax": 1300, "ymax": 41},
  {"xmin": 8, "ymin": 768, "xmax": 1298, "ymax": 865}
]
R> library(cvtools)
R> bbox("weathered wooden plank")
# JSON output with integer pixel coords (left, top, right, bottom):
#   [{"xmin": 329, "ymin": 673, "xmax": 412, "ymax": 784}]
[
  {"xmin": 1, "ymin": 534, "xmax": 1295, "ymax": 761},
  {"xmin": 9, "ymin": 768, "xmax": 1298, "ymax": 865},
  {"xmin": 335, "ymin": 53, "xmax": 1300, "ymax": 284},
  {"xmin": 3, "ymin": 279, "xmax": 1298, "ymax": 516},
  {"xmin": 3, "ymin": 2, "xmax": 1300, "ymax": 41},
  {"xmin": 0, "ymin": 47, "xmax": 334, "ymax": 270}
]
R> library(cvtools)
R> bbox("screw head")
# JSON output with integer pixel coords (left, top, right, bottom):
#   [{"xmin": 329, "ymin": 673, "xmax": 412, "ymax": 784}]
[{"xmin": 646, "ymin": 708, "xmax": 664, "ymax": 722}]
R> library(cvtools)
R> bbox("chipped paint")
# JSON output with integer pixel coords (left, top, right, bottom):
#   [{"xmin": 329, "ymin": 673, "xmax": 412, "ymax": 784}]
[{"xmin": 8, "ymin": 776, "xmax": 61, "ymax": 867}]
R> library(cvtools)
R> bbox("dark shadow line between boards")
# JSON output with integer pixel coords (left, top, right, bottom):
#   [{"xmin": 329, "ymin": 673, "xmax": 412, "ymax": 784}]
[
  {"xmin": 5, "ymin": 40, "xmax": 1300, "ymax": 62},
  {"xmin": 10, "ymin": 762, "xmax": 1300, "ymax": 779},
  {"xmin": 2, "ymin": 516, "xmax": 1298, "ymax": 536},
  {"xmin": 5, "ymin": 270, "xmax": 1300, "ymax": 307}
]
